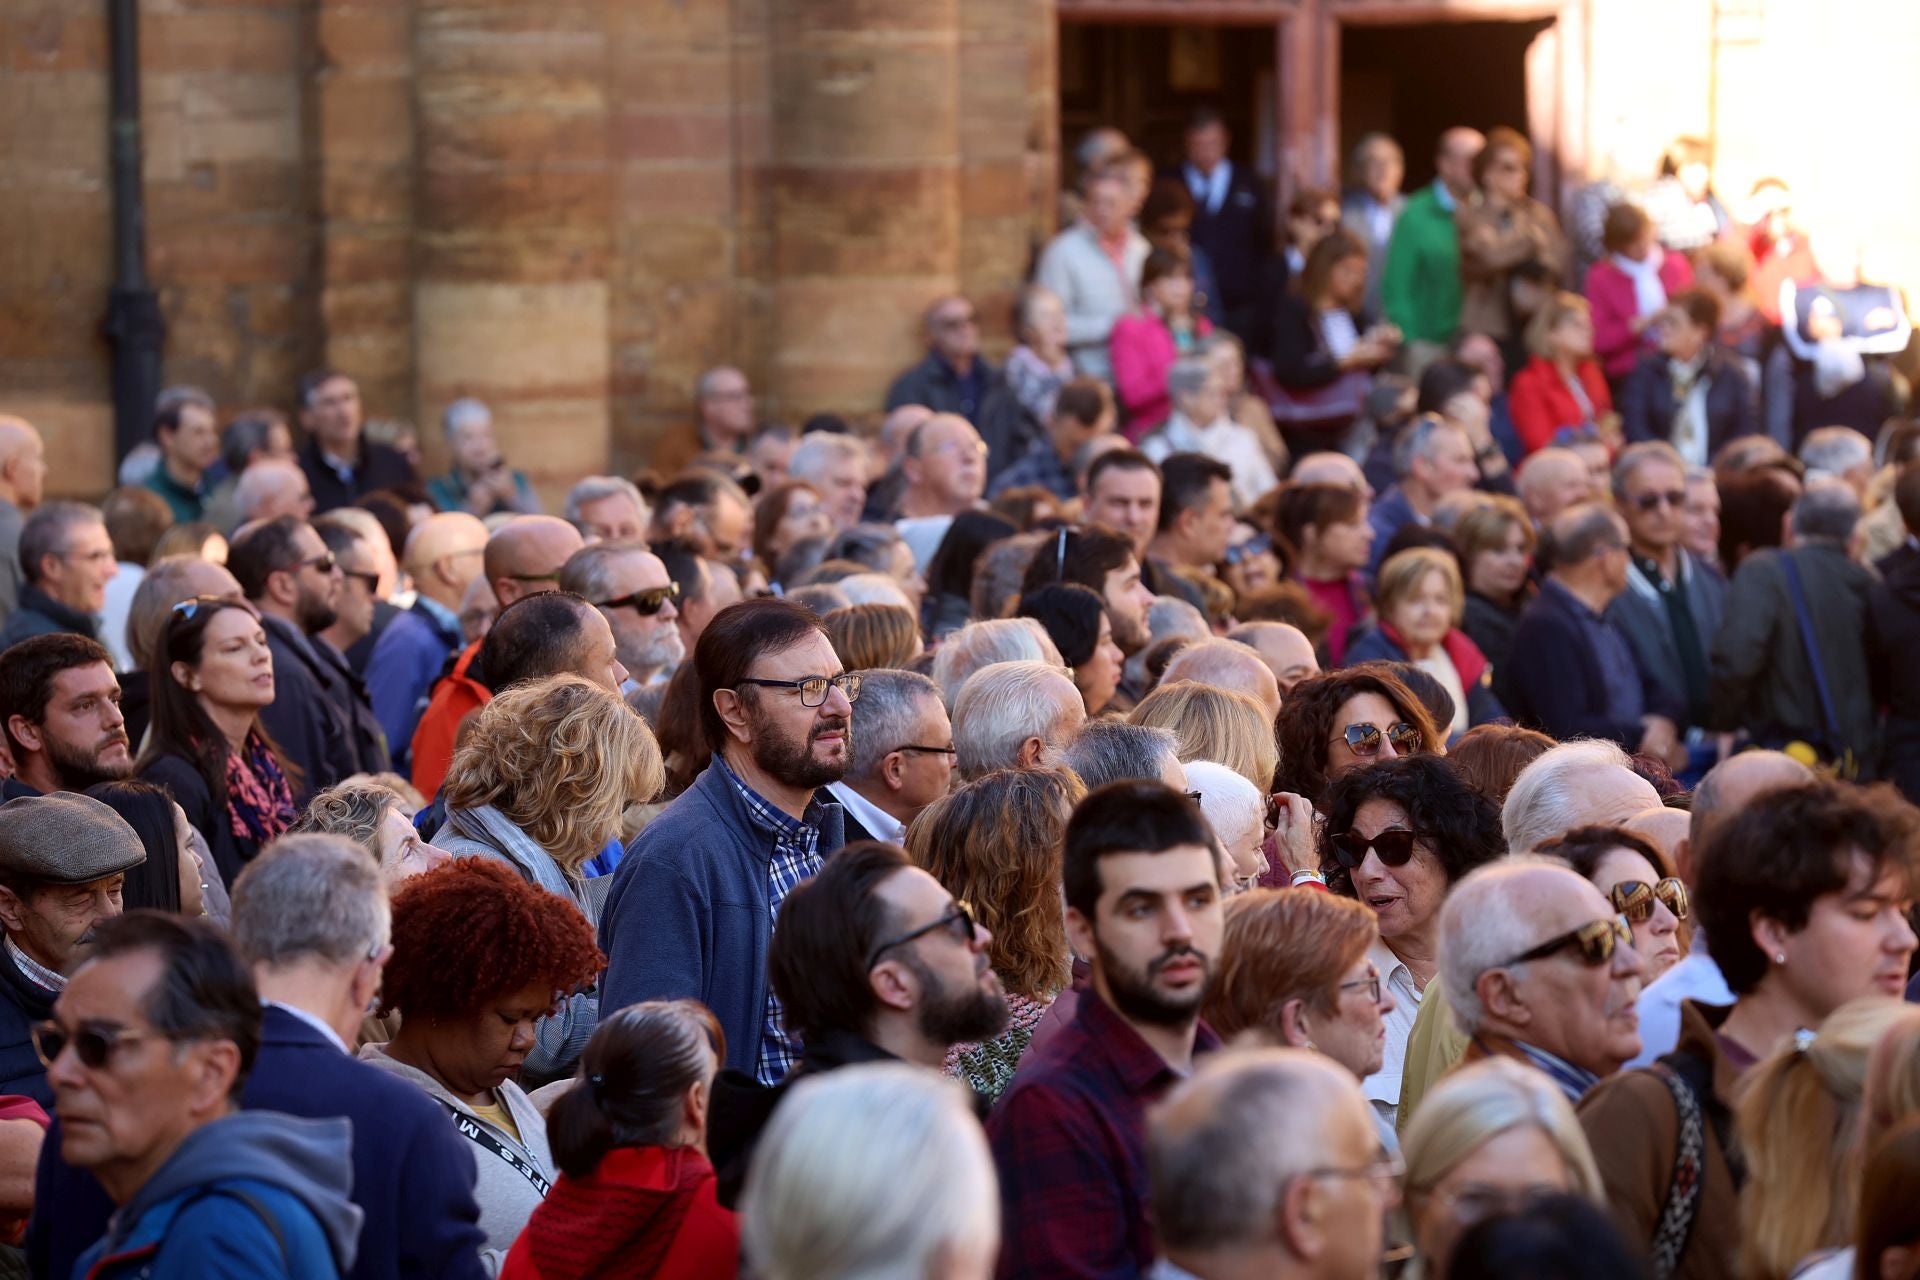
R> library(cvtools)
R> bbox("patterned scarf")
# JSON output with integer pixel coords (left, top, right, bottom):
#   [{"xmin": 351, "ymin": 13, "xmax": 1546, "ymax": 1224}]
[{"xmin": 223, "ymin": 734, "xmax": 295, "ymax": 846}]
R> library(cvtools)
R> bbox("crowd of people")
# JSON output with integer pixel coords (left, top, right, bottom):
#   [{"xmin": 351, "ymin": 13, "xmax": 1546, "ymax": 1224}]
[{"xmin": 1, "ymin": 104, "xmax": 1919, "ymax": 1280}]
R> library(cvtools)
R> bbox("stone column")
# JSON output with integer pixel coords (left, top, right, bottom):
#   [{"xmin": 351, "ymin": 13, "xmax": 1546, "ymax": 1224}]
[
  {"xmin": 765, "ymin": 0, "xmax": 962, "ymax": 418},
  {"xmin": 411, "ymin": 0, "xmax": 613, "ymax": 502}
]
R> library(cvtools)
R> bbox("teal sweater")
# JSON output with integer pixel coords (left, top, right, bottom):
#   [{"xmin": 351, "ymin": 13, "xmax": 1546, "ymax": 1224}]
[{"xmin": 1381, "ymin": 182, "xmax": 1464, "ymax": 345}]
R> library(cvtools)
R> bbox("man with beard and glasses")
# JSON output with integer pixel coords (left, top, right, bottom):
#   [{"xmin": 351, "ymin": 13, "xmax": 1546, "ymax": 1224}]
[
  {"xmin": 990, "ymin": 780, "xmax": 1225, "ymax": 1280},
  {"xmin": 601, "ymin": 598, "xmax": 852, "ymax": 1086},
  {"xmin": 0, "ymin": 635, "xmax": 134, "ymax": 800},
  {"xmin": 558, "ymin": 539, "xmax": 685, "ymax": 691},
  {"xmin": 705, "ymin": 841, "xmax": 1007, "ymax": 1206},
  {"xmin": 229, "ymin": 517, "xmax": 389, "ymax": 798}
]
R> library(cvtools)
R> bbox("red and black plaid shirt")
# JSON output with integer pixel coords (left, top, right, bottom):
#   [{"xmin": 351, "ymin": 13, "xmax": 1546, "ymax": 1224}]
[{"xmin": 988, "ymin": 989, "xmax": 1220, "ymax": 1279}]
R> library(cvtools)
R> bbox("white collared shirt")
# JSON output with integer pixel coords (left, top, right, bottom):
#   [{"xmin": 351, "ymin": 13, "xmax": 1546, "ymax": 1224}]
[
  {"xmin": 1363, "ymin": 937, "xmax": 1423, "ymax": 1127},
  {"xmin": 1183, "ymin": 160, "xmax": 1232, "ymax": 216},
  {"xmin": 265, "ymin": 999, "xmax": 351, "ymax": 1055},
  {"xmin": 825, "ymin": 781, "xmax": 906, "ymax": 844},
  {"xmin": 1625, "ymin": 937, "xmax": 1732, "ymax": 1069}
]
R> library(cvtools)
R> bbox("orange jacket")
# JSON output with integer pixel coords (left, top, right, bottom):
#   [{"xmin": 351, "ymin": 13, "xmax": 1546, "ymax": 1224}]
[{"xmin": 408, "ymin": 640, "xmax": 489, "ymax": 799}]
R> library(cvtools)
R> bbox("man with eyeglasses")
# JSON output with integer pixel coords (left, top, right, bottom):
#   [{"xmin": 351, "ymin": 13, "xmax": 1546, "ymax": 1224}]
[
  {"xmin": 706, "ymin": 841, "xmax": 1005, "ymax": 1205},
  {"xmin": 558, "ymin": 540, "xmax": 684, "ymax": 691},
  {"xmin": 229, "ymin": 517, "xmax": 389, "ymax": 797},
  {"xmin": 602, "ymin": 598, "xmax": 854, "ymax": 1086},
  {"xmin": 1605, "ymin": 442, "xmax": 1727, "ymax": 773},
  {"xmin": 0, "ymin": 503, "xmax": 117, "ymax": 652},
  {"xmin": 1438, "ymin": 857, "xmax": 1647, "ymax": 1102},
  {"xmin": 887, "ymin": 296, "xmax": 1031, "ymax": 480},
  {"xmin": 895, "ymin": 414, "xmax": 988, "ymax": 525},
  {"xmin": 1506, "ymin": 503, "xmax": 1686, "ymax": 765},
  {"xmin": 824, "ymin": 670, "xmax": 952, "ymax": 845},
  {"xmin": 1149, "ymin": 1048, "xmax": 1399, "ymax": 1280},
  {"xmin": 991, "ymin": 781, "xmax": 1225, "ymax": 1280},
  {"xmin": 0, "ymin": 794, "xmax": 143, "ymax": 1108},
  {"xmin": 39, "ymin": 912, "xmax": 360, "ymax": 1279}
]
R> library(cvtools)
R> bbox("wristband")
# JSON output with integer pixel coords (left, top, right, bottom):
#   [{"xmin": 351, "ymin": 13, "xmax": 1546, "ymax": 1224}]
[{"xmin": 1289, "ymin": 869, "xmax": 1327, "ymax": 890}]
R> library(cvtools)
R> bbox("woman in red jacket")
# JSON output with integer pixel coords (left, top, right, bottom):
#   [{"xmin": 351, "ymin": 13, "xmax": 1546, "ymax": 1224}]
[
  {"xmin": 1508, "ymin": 291, "xmax": 1614, "ymax": 455},
  {"xmin": 1585, "ymin": 200, "xmax": 1694, "ymax": 381},
  {"xmin": 503, "ymin": 1001, "xmax": 738, "ymax": 1280}
]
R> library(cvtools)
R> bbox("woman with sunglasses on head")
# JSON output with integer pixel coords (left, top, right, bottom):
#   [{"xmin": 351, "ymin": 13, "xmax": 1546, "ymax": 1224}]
[
  {"xmin": 1317, "ymin": 754, "xmax": 1505, "ymax": 1130},
  {"xmin": 137, "ymin": 596, "xmax": 296, "ymax": 887},
  {"xmin": 1580, "ymin": 780, "xmax": 1920, "ymax": 1280},
  {"xmin": 1273, "ymin": 667, "xmax": 1444, "ymax": 809},
  {"xmin": 439, "ymin": 674, "xmax": 664, "ymax": 1088},
  {"xmin": 1536, "ymin": 825, "xmax": 1689, "ymax": 982}
]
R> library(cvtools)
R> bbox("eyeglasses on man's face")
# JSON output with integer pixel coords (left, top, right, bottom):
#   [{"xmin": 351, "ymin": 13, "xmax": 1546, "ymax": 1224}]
[
  {"xmin": 865, "ymin": 900, "xmax": 976, "ymax": 970},
  {"xmin": 732, "ymin": 672, "xmax": 862, "ymax": 708},
  {"xmin": 34, "ymin": 1019, "xmax": 156, "ymax": 1071},
  {"xmin": 598, "ymin": 582, "xmax": 680, "ymax": 617},
  {"xmin": 1500, "ymin": 915, "xmax": 1632, "ymax": 969}
]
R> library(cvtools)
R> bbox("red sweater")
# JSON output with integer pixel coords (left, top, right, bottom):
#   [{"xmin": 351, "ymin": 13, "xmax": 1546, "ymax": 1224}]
[
  {"xmin": 1509, "ymin": 356, "xmax": 1615, "ymax": 455},
  {"xmin": 501, "ymin": 1146, "xmax": 739, "ymax": 1280}
]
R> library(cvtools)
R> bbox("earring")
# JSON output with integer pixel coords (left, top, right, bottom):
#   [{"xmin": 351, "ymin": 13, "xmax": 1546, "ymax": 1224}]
[
  {"xmin": 1305, "ymin": 1040, "xmax": 1318, "ymax": 1051},
  {"xmin": 1775, "ymin": 952, "xmax": 1787, "ymax": 965}
]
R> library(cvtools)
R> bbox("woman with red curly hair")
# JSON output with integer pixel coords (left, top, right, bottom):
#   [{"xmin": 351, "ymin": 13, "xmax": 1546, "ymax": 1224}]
[{"xmin": 359, "ymin": 857, "xmax": 606, "ymax": 1271}]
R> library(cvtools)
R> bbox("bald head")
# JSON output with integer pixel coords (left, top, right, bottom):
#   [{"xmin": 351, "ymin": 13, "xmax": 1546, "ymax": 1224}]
[
  {"xmin": 235, "ymin": 460, "xmax": 313, "ymax": 524},
  {"xmin": 1689, "ymin": 750, "xmax": 1816, "ymax": 855},
  {"xmin": 1162, "ymin": 639, "xmax": 1281, "ymax": 720},
  {"xmin": 1517, "ymin": 448, "xmax": 1592, "ymax": 525},
  {"xmin": 877, "ymin": 404, "xmax": 934, "ymax": 472},
  {"xmin": 484, "ymin": 515, "xmax": 586, "ymax": 608},
  {"xmin": 404, "ymin": 512, "xmax": 490, "ymax": 608},
  {"xmin": 1623, "ymin": 806, "xmax": 1690, "ymax": 864},
  {"xmin": 1290, "ymin": 451, "xmax": 1371, "ymax": 499},
  {"xmin": 0, "ymin": 417, "xmax": 46, "ymax": 509},
  {"xmin": 1225, "ymin": 623, "xmax": 1320, "ymax": 695}
]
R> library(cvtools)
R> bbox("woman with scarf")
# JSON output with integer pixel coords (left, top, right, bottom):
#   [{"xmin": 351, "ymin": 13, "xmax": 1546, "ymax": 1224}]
[
  {"xmin": 501, "ymin": 1000, "xmax": 738, "ymax": 1280},
  {"xmin": 439, "ymin": 673, "xmax": 664, "ymax": 1088},
  {"xmin": 1586, "ymin": 200, "xmax": 1694, "ymax": 388},
  {"xmin": 138, "ymin": 596, "xmax": 297, "ymax": 887},
  {"xmin": 1346, "ymin": 547, "xmax": 1505, "ymax": 736}
]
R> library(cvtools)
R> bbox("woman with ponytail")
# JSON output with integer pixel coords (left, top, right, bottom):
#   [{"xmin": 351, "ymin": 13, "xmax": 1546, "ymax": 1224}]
[{"xmin": 501, "ymin": 1000, "xmax": 736, "ymax": 1280}]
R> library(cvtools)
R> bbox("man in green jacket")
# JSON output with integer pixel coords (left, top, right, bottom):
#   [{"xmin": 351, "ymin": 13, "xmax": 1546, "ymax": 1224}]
[{"xmin": 1381, "ymin": 127, "xmax": 1486, "ymax": 375}]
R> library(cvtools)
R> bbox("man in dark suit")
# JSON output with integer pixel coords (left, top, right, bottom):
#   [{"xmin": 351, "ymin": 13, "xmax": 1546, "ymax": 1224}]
[
  {"xmin": 29, "ymin": 833, "xmax": 489, "ymax": 1280},
  {"xmin": 824, "ymin": 670, "xmax": 952, "ymax": 846},
  {"xmin": 1506, "ymin": 503, "xmax": 1686, "ymax": 764},
  {"xmin": 296, "ymin": 368, "xmax": 419, "ymax": 514},
  {"xmin": 1619, "ymin": 289, "xmax": 1759, "ymax": 463},
  {"xmin": 1178, "ymin": 108, "xmax": 1270, "ymax": 345}
]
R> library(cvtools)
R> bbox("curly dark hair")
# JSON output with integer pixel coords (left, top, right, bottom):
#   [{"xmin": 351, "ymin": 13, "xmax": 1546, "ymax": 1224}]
[
  {"xmin": 1695, "ymin": 780, "xmax": 1920, "ymax": 998},
  {"xmin": 379, "ymin": 858, "xmax": 604, "ymax": 1021},
  {"xmin": 1317, "ymin": 754, "xmax": 1506, "ymax": 896},
  {"xmin": 1272, "ymin": 668, "xmax": 1442, "ymax": 806}
]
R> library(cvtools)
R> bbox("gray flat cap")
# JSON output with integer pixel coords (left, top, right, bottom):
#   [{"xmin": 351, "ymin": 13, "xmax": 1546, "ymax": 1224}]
[{"xmin": 0, "ymin": 794, "xmax": 146, "ymax": 885}]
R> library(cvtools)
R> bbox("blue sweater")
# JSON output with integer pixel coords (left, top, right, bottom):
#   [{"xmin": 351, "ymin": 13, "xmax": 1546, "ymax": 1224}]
[{"xmin": 599, "ymin": 757, "xmax": 844, "ymax": 1077}]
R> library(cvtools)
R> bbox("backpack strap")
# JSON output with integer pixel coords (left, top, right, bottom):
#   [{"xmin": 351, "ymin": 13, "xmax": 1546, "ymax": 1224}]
[
  {"xmin": 178, "ymin": 1185, "xmax": 290, "ymax": 1269},
  {"xmin": 1647, "ymin": 1060, "xmax": 1708, "ymax": 1280}
]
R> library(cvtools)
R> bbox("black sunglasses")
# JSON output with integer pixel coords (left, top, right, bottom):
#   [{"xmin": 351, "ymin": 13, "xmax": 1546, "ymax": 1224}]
[
  {"xmin": 1503, "ymin": 916, "xmax": 1632, "ymax": 969},
  {"xmin": 343, "ymin": 569, "xmax": 380, "ymax": 592},
  {"xmin": 1611, "ymin": 878, "xmax": 1689, "ymax": 924},
  {"xmin": 1630, "ymin": 489, "xmax": 1687, "ymax": 513},
  {"xmin": 895, "ymin": 743, "xmax": 957, "ymax": 757},
  {"xmin": 1332, "ymin": 722, "xmax": 1422, "ymax": 757},
  {"xmin": 866, "ymin": 900, "xmax": 976, "ymax": 970},
  {"xmin": 1326, "ymin": 828, "xmax": 1424, "ymax": 870},
  {"xmin": 598, "ymin": 582, "xmax": 681, "ymax": 617},
  {"xmin": 293, "ymin": 551, "xmax": 339, "ymax": 574},
  {"xmin": 33, "ymin": 1020, "xmax": 155, "ymax": 1070}
]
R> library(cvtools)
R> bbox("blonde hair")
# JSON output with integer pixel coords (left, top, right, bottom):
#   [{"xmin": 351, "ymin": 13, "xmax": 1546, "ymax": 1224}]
[
  {"xmin": 1524, "ymin": 291, "xmax": 1592, "ymax": 362},
  {"xmin": 1373, "ymin": 546, "xmax": 1464, "ymax": 628},
  {"xmin": 441, "ymin": 674, "xmax": 663, "ymax": 873},
  {"xmin": 1867, "ymin": 1008, "xmax": 1920, "ymax": 1141},
  {"xmin": 1403, "ymin": 1057, "xmax": 1603, "ymax": 1201},
  {"xmin": 824, "ymin": 603, "xmax": 922, "ymax": 672},
  {"xmin": 1129, "ymin": 681, "xmax": 1278, "ymax": 793},
  {"xmin": 1737, "ymin": 998, "xmax": 1920, "ymax": 1280}
]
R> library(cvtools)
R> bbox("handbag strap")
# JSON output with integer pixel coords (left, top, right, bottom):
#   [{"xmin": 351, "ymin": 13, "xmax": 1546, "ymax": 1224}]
[
  {"xmin": 451, "ymin": 1109, "xmax": 553, "ymax": 1197},
  {"xmin": 1647, "ymin": 1060, "xmax": 1709, "ymax": 1280},
  {"xmin": 1778, "ymin": 552, "xmax": 1843, "ymax": 747}
]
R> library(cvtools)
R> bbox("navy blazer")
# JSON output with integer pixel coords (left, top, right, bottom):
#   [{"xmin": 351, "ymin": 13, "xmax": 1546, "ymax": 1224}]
[
  {"xmin": 1619, "ymin": 347, "xmax": 1759, "ymax": 458},
  {"xmin": 1505, "ymin": 581, "xmax": 1684, "ymax": 747},
  {"xmin": 27, "ymin": 1005, "xmax": 489, "ymax": 1280},
  {"xmin": 1179, "ymin": 162, "xmax": 1270, "ymax": 315},
  {"xmin": 1603, "ymin": 552, "xmax": 1727, "ymax": 733}
]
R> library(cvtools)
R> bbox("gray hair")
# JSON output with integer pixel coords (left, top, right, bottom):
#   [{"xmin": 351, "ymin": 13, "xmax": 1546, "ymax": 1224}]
[
  {"xmin": 558, "ymin": 539, "xmax": 650, "ymax": 604},
  {"xmin": 234, "ymin": 461, "xmax": 306, "ymax": 521},
  {"xmin": 952, "ymin": 660, "xmax": 1083, "ymax": 780},
  {"xmin": 1166, "ymin": 354, "xmax": 1214, "ymax": 402},
  {"xmin": 786, "ymin": 583, "xmax": 851, "ymax": 615},
  {"xmin": 1611, "ymin": 440, "xmax": 1687, "ymax": 499},
  {"xmin": 827, "ymin": 524, "xmax": 907, "ymax": 574},
  {"xmin": 836, "ymin": 574, "xmax": 911, "ymax": 610},
  {"xmin": 1148, "ymin": 596, "xmax": 1210, "ymax": 646},
  {"xmin": 1185, "ymin": 760, "xmax": 1263, "ymax": 855},
  {"xmin": 229, "ymin": 833, "xmax": 389, "ymax": 969},
  {"xmin": 1438, "ymin": 855, "xmax": 1576, "ymax": 1033},
  {"xmin": 790, "ymin": 432, "xmax": 869, "ymax": 486},
  {"xmin": 847, "ymin": 670, "xmax": 942, "ymax": 783},
  {"xmin": 1790, "ymin": 477, "xmax": 1862, "ymax": 545},
  {"xmin": 1502, "ymin": 739, "xmax": 1636, "ymax": 853},
  {"xmin": 743, "ymin": 1063, "xmax": 998, "ymax": 1280},
  {"xmin": 694, "ymin": 366, "xmax": 743, "ymax": 402},
  {"xmin": 18, "ymin": 502, "xmax": 104, "ymax": 586},
  {"xmin": 1546, "ymin": 503, "xmax": 1627, "ymax": 568},
  {"xmin": 932, "ymin": 618, "xmax": 1065, "ymax": 708},
  {"xmin": 1060, "ymin": 721, "xmax": 1179, "ymax": 791},
  {"xmin": 1797, "ymin": 426, "xmax": 1872, "ymax": 483},
  {"xmin": 563, "ymin": 475, "xmax": 648, "ymax": 527},
  {"xmin": 441, "ymin": 397, "xmax": 491, "ymax": 436},
  {"xmin": 1391, "ymin": 416, "xmax": 1466, "ymax": 480}
]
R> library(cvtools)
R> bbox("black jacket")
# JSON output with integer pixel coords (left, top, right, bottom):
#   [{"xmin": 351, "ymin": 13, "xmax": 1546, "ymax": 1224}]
[
  {"xmin": 314, "ymin": 634, "xmax": 391, "ymax": 778},
  {"xmin": 1269, "ymin": 294, "xmax": 1371, "ymax": 391},
  {"xmin": 1464, "ymin": 590, "xmax": 1526, "ymax": 711},
  {"xmin": 1177, "ymin": 163, "xmax": 1270, "ymax": 322},
  {"xmin": 1506, "ymin": 581, "xmax": 1684, "ymax": 748},
  {"xmin": 0, "ymin": 585, "xmax": 99, "ymax": 651},
  {"xmin": 0, "ymin": 945, "xmax": 55, "ymax": 1108},
  {"xmin": 141, "ymin": 750, "xmax": 256, "ymax": 886},
  {"xmin": 257, "ymin": 613, "xmax": 375, "ymax": 798},
  {"xmin": 1619, "ymin": 347, "xmax": 1760, "ymax": 458},
  {"xmin": 1869, "ymin": 542, "xmax": 1920, "ymax": 799},
  {"xmin": 298, "ymin": 436, "xmax": 418, "ymax": 514},
  {"xmin": 884, "ymin": 353, "xmax": 1034, "ymax": 481}
]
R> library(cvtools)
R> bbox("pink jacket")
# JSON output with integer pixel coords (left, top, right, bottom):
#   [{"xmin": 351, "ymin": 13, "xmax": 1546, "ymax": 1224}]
[
  {"xmin": 1586, "ymin": 253, "xmax": 1695, "ymax": 379},
  {"xmin": 1109, "ymin": 309, "xmax": 1212, "ymax": 441}
]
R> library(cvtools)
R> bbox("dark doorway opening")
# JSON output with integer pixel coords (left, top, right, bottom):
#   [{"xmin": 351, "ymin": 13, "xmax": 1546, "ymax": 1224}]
[
  {"xmin": 1058, "ymin": 22, "xmax": 1279, "ymax": 184},
  {"xmin": 1339, "ymin": 20, "xmax": 1552, "ymax": 190}
]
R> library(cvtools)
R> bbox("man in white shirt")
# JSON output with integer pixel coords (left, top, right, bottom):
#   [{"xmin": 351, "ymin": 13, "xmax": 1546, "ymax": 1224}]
[{"xmin": 825, "ymin": 670, "xmax": 953, "ymax": 846}]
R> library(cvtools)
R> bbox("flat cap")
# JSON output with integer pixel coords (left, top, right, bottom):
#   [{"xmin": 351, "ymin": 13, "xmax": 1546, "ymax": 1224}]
[{"xmin": 0, "ymin": 794, "xmax": 146, "ymax": 885}]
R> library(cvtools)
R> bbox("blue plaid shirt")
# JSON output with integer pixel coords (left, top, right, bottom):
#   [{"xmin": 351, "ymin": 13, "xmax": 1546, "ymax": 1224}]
[
  {"xmin": 717, "ymin": 757, "xmax": 829, "ymax": 1085},
  {"xmin": 1505, "ymin": 1037, "xmax": 1602, "ymax": 1103}
]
